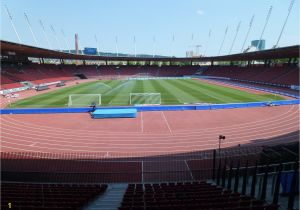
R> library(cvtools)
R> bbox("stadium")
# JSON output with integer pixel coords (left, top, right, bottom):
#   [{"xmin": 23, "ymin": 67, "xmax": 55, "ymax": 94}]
[{"xmin": 1, "ymin": 1, "xmax": 299, "ymax": 210}]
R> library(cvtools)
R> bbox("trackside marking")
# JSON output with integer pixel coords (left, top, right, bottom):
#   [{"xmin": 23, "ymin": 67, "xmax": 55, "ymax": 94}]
[
  {"xmin": 141, "ymin": 112, "xmax": 144, "ymax": 133},
  {"xmin": 161, "ymin": 111, "xmax": 172, "ymax": 133}
]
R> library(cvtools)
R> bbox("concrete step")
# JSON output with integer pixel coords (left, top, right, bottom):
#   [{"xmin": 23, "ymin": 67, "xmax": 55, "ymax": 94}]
[{"xmin": 84, "ymin": 184, "xmax": 127, "ymax": 210}]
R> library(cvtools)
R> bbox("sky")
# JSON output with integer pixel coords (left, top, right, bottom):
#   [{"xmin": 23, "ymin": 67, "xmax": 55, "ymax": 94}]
[{"xmin": 1, "ymin": 0, "xmax": 299, "ymax": 57}]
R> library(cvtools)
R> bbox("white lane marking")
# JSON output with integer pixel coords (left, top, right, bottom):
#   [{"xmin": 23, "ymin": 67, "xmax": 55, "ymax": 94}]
[
  {"xmin": 141, "ymin": 112, "xmax": 144, "ymax": 133},
  {"xmin": 161, "ymin": 111, "xmax": 172, "ymax": 133}
]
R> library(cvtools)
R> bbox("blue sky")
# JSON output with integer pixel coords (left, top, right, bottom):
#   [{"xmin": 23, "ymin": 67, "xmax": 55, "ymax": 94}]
[{"xmin": 1, "ymin": 0, "xmax": 299, "ymax": 57}]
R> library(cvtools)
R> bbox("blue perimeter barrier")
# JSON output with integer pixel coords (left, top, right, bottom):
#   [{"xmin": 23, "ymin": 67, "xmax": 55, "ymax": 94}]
[{"xmin": 1, "ymin": 99, "xmax": 299, "ymax": 115}]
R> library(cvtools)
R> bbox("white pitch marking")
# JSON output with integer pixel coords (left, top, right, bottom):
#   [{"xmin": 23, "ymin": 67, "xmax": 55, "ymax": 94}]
[
  {"xmin": 161, "ymin": 111, "xmax": 172, "ymax": 133},
  {"xmin": 97, "ymin": 83, "xmax": 111, "ymax": 89}
]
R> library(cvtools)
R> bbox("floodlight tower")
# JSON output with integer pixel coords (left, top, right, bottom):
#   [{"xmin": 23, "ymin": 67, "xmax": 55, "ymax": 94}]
[
  {"xmin": 24, "ymin": 12, "xmax": 39, "ymax": 46},
  {"xmin": 115, "ymin": 36, "xmax": 119, "ymax": 57},
  {"xmin": 50, "ymin": 25, "xmax": 62, "ymax": 51},
  {"xmin": 203, "ymin": 29, "xmax": 212, "ymax": 56},
  {"xmin": 152, "ymin": 36, "xmax": 156, "ymax": 58},
  {"xmin": 133, "ymin": 36, "xmax": 137, "ymax": 57},
  {"xmin": 257, "ymin": 6, "xmax": 273, "ymax": 50},
  {"xmin": 94, "ymin": 35, "xmax": 100, "ymax": 55},
  {"xmin": 170, "ymin": 34, "xmax": 175, "ymax": 57},
  {"xmin": 39, "ymin": 20, "xmax": 52, "ymax": 49},
  {"xmin": 229, "ymin": 21, "xmax": 241, "ymax": 54},
  {"xmin": 241, "ymin": 15, "xmax": 255, "ymax": 53},
  {"xmin": 274, "ymin": 0, "xmax": 295, "ymax": 48},
  {"xmin": 61, "ymin": 29, "xmax": 71, "ymax": 53},
  {"xmin": 218, "ymin": 26, "xmax": 229, "ymax": 55},
  {"xmin": 4, "ymin": 4, "xmax": 22, "ymax": 43}
]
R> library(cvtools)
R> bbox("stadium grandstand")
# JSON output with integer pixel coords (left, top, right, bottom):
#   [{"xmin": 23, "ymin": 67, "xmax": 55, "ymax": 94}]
[{"xmin": 1, "ymin": 0, "xmax": 299, "ymax": 210}]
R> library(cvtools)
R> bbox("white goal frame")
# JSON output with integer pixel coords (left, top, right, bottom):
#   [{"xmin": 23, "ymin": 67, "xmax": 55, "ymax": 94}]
[
  {"xmin": 129, "ymin": 93, "xmax": 161, "ymax": 105},
  {"xmin": 68, "ymin": 94, "xmax": 101, "ymax": 107}
]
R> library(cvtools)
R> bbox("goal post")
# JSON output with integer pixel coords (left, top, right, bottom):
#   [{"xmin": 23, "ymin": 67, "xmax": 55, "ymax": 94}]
[
  {"xmin": 130, "ymin": 93, "xmax": 161, "ymax": 105},
  {"xmin": 68, "ymin": 94, "xmax": 101, "ymax": 107}
]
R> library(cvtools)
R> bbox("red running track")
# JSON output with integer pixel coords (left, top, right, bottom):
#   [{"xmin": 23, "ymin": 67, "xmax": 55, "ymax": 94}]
[{"xmin": 1, "ymin": 105, "xmax": 299, "ymax": 159}]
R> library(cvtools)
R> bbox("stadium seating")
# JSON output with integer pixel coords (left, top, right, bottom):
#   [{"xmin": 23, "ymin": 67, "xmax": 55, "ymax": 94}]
[
  {"xmin": 202, "ymin": 65, "xmax": 299, "ymax": 86},
  {"xmin": 1, "ymin": 64, "xmax": 200, "ymax": 89},
  {"xmin": 1, "ymin": 182, "xmax": 107, "ymax": 210},
  {"xmin": 2, "ymin": 63, "xmax": 298, "ymax": 91},
  {"xmin": 119, "ymin": 181, "xmax": 277, "ymax": 210}
]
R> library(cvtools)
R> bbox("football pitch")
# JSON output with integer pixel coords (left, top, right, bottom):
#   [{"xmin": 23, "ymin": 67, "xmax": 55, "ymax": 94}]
[{"xmin": 9, "ymin": 79, "xmax": 284, "ymax": 108}]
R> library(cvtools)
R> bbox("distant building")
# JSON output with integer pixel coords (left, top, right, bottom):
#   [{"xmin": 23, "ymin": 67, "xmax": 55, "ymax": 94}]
[
  {"xmin": 251, "ymin": 40, "xmax": 265, "ymax": 51},
  {"xmin": 186, "ymin": 51, "xmax": 200, "ymax": 58},
  {"xmin": 83, "ymin": 48, "xmax": 98, "ymax": 55}
]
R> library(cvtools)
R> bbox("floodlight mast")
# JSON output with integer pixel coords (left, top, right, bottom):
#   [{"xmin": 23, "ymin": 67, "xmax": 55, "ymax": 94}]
[
  {"xmin": 218, "ymin": 26, "xmax": 228, "ymax": 55},
  {"xmin": 24, "ymin": 12, "xmax": 39, "ymax": 46},
  {"xmin": 257, "ymin": 6, "xmax": 273, "ymax": 50},
  {"xmin": 94, "ymin": 35, "xmax": 100, "ymax": 55},
  {"xmin": 170, "ymin": 34, "xmax": 175, "ymax": 57},
  {"xmin": 152, "ymin": 36, "xmax": 156, "ymax": 58},
  {"xmin": 4, "ymin": 4, "xmax": 22, "ymax": 43},
  {"xmin": 115, "ymin": 36, "xmax": 119, "ymax": 57},
  {"xmin": 241, "ymin": 15, "xmax": 255, "ymax": 53},
  {"xmin": 134, "ymin": 36, "xmax": 137, "ymax": 57},
  {"xmin": 24, "ymin": 12, "xmax": 39, "ymax": 47},
  {"xmin": 61, "ymin": 29, "xmax": 71, "ymax": 53},
  {"xmin": 39, "ymin": 19, "xmax": 52, "ymax": 49},
  {"xmin": 50, "ymin": 25, "xmax": 62, "ymax": 51},
  {"xmin": 203, "ymin": 29, "xmax": 212, "ymax": 56},
  {"xmin": 274, "ymin": 0, "xmax": 295, "ymax": 48},
  {"xmin": 229, "ymin": 21, "xmax": 241, "ymax": 54}
]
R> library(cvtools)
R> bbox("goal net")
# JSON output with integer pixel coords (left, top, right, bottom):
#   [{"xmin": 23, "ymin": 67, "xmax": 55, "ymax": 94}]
[
  {"xmin": 68, "ymin": 94, "xmax": 101, "ymax": 107},
  {"xmin": 130, "ymin": 93, "xmax": 161, "ymax": 105}
]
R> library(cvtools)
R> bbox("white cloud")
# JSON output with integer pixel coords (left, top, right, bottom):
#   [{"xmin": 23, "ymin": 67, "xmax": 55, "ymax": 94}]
[{"xmin": 196, "ymin": 10, "xmax": 204, "ymax": 15}]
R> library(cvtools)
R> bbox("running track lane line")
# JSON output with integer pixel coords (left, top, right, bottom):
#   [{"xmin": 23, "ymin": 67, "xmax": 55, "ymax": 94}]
[{"xmin": 161, "ymin": 111, "xmax": 172, "ymax": 133}]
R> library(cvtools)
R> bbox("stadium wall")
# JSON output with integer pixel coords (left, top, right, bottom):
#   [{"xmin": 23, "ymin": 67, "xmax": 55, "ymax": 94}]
[{"xmin": 1, "ymin": 100, "xmax": 299, "ymax": 114}]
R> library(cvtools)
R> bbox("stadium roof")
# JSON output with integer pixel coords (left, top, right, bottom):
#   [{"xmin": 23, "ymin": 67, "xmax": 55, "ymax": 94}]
[{"xmin": 1, "ymin": 40, "xmax": 299, "ymax": 62}]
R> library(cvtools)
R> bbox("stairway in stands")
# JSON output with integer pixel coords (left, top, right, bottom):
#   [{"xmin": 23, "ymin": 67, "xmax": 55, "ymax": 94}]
[{"xmin": 85, "ymin": 184, "xmax": 127, "ymax": 210}]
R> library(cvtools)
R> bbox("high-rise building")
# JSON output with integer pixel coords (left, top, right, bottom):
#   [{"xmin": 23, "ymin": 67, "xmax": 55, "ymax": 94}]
[{"xmin": 251, "ymin": 40, "xmax": 265, "ymax": 51}]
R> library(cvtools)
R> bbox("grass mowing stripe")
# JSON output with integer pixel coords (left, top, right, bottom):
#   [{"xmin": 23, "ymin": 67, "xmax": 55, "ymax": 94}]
[
  {"xmin": 11, "ymin": 80, "xmax": 119, "ymax": 108},
  {"xmin": 182, "ymin": 79, "xmax": 268, "ymax": 102},
  {"xmin": 108, "ymin": 80, "xmax": 137, "ymax": 105},
  {"xmin": 159, "ymin": 80, "xmax": 199, "ymax": 104},
  {"xmin": 149, "ymin": 80, "xmax": 181, "ymax": 104},
  {"xmin": 10, "ymin": 82, "xmax": 102, "ymax": 107},
  {"xmin": 9, "ymin": 79, "xmax": 287, "ymax": 108},
  {"xmin": 188, "ymin": 79, "xmax": 283, "ymax": 101},
  {"xmin": 102, "ymin": 80, "xmax": 133, "ymax": 105},
  {"xmin": 172, "ymin": 79, "xmax": 226, "ymax": 103},
  {"xmin": 168, "ymin": 80, "xmax": 221, "ymax": 103}
]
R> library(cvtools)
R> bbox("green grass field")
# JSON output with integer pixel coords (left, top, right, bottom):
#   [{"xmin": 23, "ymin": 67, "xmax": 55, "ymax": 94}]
[{"xmin": 9, "ymin": 79, "xmax": 284, "ymax": 108}]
